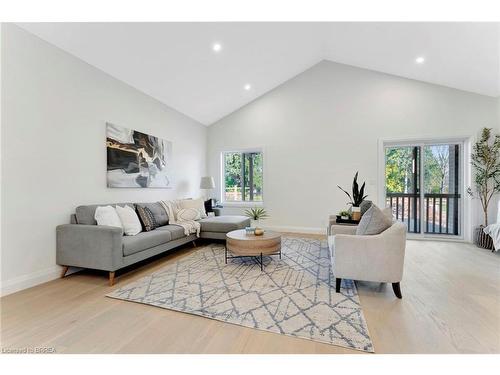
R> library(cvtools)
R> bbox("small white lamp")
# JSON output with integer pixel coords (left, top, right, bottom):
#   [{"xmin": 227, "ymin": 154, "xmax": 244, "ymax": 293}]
[{"xmin": 200, "ymin": 176, "xmax": 215, "ymax": 201}]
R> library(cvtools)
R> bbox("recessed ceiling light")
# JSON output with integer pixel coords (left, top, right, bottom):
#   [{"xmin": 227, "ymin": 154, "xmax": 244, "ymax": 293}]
[
  {"xmin": 415, "ymin": 56, "xmax": 425, "ymax": 64},
  {"xmin": 244, "ymin": 84, "xmax": 251, "ymax": 91},
  {"xmin": 212, "ymin": 43, "xmax": 222, "ymax": 52}
]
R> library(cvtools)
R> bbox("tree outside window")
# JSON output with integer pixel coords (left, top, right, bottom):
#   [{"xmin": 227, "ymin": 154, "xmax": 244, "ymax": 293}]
[{"xmin": 223, "ymin": 151, "xmax": 263, "ymax": 202}]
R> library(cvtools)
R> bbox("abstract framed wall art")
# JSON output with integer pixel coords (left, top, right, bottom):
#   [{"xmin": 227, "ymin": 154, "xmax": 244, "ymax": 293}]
[{"xmin": 106, "ymin": 123, "xmax": 172, "ymax": 188}]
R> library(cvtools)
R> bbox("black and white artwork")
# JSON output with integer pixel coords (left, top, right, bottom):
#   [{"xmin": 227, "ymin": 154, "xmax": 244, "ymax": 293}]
[{"xmin": 106, "ymin": 123, "xmax": 172, "ymax": 188}]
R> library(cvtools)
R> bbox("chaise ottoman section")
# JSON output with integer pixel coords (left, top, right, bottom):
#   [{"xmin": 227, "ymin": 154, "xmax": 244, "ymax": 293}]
[{"xmin": 199, "ymin": 215, "xmax": 251, "ymax": 240}]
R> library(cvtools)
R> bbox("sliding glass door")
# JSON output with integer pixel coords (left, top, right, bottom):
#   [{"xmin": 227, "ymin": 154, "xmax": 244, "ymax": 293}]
[
  {"xmin": 384, "ymin": 141, "xmax": 462, "ymax": 237},
  {"xmin": 385, "ymin": 146, "xmax": 421, "ymax": 233}
]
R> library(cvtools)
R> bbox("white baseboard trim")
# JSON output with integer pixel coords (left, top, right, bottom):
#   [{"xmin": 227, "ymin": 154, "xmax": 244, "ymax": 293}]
[
  {"xmin": 263, "ymin": 225, "xmax": 325, "ymax": 235},
  {"xmin": 1, "ymin": 266, "xmax": 62, "ymax": 297}
]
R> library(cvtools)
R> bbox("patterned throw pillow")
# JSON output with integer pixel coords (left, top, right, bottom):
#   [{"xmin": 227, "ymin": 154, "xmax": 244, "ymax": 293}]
[
  {"xmin": 176, "ymin": 207, "xmax": 201, "ymax": 222},
  {"xmin": 136, "ymin": 205, "xmax": 159, "ymax": 232},
  {"xmin": 356, "ymin": 204, "xmax": 393, "ymax": 235},
  {"xmin": 140, "ymin": 202, "xmax": 169, "ymax": 226},
  {"xmin": 178, "ymin": 198, "xmax": 207, "ymax": 218}
]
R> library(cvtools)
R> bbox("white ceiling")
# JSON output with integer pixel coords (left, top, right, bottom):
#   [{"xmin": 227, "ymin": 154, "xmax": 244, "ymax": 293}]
[{"xmin": 17, "ymin": 22, "xmax": 500, "ymax": 125}]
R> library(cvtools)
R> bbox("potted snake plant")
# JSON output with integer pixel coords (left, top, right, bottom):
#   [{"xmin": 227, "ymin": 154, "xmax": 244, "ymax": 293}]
[{"xmin": 337, "ymin": 172, "xmax": 368, "ymax": 221}]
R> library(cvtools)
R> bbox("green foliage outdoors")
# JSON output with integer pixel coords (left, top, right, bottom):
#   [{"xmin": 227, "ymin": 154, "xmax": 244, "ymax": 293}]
[
  {"xmin": 385, "ymin": 147, "xmax": 414, "ymax": 193},
  {"xmin": 385, "ymin": 145, "xmax": 454, "ymax": 195},
  {"xmin": 467, "ymin": 128, "xmax": 500, "ymax": 226},
  {"xmin": 224, "ymin": 152, "xmax": 263, "ymax": 201}
]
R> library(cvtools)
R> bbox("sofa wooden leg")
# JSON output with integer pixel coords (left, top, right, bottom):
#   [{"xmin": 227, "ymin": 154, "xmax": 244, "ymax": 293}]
[
  {"xmin": 60, "ymin": 266, "xmax": 69, "ymax": 278},
  {"xmin": 192, "ymin": 240, "xmax": 197, "ymax": 248},
  {"xmin": 109, "ymin": 271, "xmax": 115, "ymax": 287},
  {"xmin": 392, "ymin": 282, "xmax": 402, "ymax": 299},
  {"xmin": 335, "ymin": 278, "xmax": 341, "ymax": 293}
]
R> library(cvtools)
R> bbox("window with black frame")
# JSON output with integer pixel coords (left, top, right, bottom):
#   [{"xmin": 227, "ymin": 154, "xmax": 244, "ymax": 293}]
[{"xmin": 222, "ymin": 151, "xmax": 263, "ymax": 202}]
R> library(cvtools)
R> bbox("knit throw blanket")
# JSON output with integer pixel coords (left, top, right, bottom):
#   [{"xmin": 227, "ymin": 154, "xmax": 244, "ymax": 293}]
[
  {"xmin": 483, "ymin": 224, "xmax": 500, "ymax": 251},
  {"xmin": 160, "ymin": 200, "xmax": 201, "ymax": 237}
]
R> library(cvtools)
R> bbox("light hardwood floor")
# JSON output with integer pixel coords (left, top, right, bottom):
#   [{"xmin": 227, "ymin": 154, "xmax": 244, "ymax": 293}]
[{"xmin": 1, "ymin": 234, "xmax": 499, "ymax": 354}]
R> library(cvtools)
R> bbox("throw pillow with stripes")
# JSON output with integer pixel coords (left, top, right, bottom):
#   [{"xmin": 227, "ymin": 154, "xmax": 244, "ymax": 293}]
[{"xmin": 136, "ymin": 205, "xmax": 159, "ymax": 232}]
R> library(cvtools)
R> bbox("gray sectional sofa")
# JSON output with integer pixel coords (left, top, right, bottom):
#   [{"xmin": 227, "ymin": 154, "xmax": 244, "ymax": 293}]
[{"xmin": 56, "ymin": 202, "xmax": 250, "ymax": 285}]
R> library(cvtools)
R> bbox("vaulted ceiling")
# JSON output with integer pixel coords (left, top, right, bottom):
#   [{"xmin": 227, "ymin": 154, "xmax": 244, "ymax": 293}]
[{"xmin": 18, "ymin": 22, "xmax": 500, "ymax": 125}]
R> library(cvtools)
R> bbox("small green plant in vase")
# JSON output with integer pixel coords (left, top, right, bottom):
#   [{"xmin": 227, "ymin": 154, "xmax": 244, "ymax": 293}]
[
  {"xmin": 244, "ymin": 207, "xmax": 269, "ymax": 228},
  {"xmin": 338, "ymin": 210, "xmax": 351, "ymax": 220}
]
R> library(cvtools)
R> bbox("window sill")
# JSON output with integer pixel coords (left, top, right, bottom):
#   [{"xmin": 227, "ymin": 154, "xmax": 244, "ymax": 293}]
[{"xmin": 221, "ymin": 201, "xmax": 264, "ymax": 208}]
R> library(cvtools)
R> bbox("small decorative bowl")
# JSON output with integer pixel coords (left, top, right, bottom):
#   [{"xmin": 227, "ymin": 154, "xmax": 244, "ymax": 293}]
[{"xmin": 254, "ymin": 228, "xmax": 264, "ymax": 236}]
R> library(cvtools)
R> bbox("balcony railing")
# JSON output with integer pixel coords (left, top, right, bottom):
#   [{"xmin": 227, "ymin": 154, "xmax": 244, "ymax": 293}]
[{"xmin": 386, "ymin": 192, "xmax": 460, "ymax": 235}]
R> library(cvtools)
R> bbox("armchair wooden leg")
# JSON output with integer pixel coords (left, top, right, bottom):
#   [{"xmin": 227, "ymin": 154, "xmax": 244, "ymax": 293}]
[
  {"xmin": 60, "ymin": 266, "xmax": 69, "ymax": 278},
  {"xmin": 109, "ymin": 271, "xmax": 115, "ymax": 286},
  {"xmin": 335, "ymin": 278, "xmax": 342, "ymax": 293},
  {"xmin": 392, "ymin": 282, "xmax": 402, "ymax": 299},
  {"xmin": 191, "ymin": 240, "xmax": 197, "ymax": 248}
]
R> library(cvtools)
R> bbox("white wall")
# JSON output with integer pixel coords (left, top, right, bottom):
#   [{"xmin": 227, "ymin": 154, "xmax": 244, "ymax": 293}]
[
  {"xmin": 498, "ymin": 98, "xmax": 500, "ymax": 132},
  {"xmin": 208, "ymin": 60, "xmax": 499, "ymax": 234},
  {"xmin": 1, "ymin": 24, "xmax": 207, "ymax": 295}
]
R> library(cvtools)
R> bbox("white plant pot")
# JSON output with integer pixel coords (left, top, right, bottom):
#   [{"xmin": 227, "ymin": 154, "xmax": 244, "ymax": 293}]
[{"xmin": 251, "ymin": 219, "xmax": 261, "ymax": 228}]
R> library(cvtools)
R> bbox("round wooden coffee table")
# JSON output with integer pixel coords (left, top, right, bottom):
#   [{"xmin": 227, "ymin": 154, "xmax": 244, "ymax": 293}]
[{"xmin": 225, "ymin": 229, "xmax": 282, "ymax": 270}]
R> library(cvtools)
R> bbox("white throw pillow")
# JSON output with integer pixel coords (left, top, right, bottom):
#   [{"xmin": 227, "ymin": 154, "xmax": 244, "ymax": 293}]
[
  {"xmin": 94, "ymin": 206, "xmax": 123, "ymax": 229},
  {"xmin": 116, "ymin": 205, "xmax": 142, "ymax": 236},
  {"xmin": 176, "ymin": 208, "xmax": 201, "ymax": 222},
  {"xmin": 178, "ymin": 198, "xmax": 207, "ymax": 218}
]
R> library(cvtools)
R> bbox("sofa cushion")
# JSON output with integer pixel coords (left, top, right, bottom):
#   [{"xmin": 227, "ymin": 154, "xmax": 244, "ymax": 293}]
[
  {"xmin": 356, "ymin": 204, "xmax": 393, "ymax": 235},
  {"xmin": 136, "ymin": 202, "xmax": 169, "ymax": 226},
  {"xmin": 122, "ymin": 229, "xmax": 172, "ymax": 256},
  {"xmin": 76, "ymin": 203, "xmax": 134, "ymax": 225},
  {"xmin": 199, "ymin": 216, "xmax": 251, "ymax": 233},
  {"xmin": 156, "ymin": 225, "xmax": 186, "ymax": 240}
]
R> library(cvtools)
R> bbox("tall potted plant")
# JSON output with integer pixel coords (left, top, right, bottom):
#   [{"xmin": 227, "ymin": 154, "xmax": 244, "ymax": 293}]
[
  {"xmin": 467, "ymin": 127, "xmax": 500, "ymax": 249},
  {"xmin": 338, "ymin": 172, "xmax": 368, "ymax": 221}
]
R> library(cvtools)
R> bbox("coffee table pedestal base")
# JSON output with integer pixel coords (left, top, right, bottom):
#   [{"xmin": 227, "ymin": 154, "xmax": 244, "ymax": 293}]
[{"xmin": 224, "ymin": 246, "xmax": 282, "ymax": 271}]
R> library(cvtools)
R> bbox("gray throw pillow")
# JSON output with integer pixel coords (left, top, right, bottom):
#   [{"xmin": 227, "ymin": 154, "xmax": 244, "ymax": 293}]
[
  {"xmin": 356, "ymin": 204, "xmax": 393, "ymax": 235},
  {"xmin": 136, "ymin": 202, "xmax": 169, "ymax": 227},
  {"xmin": 359, "ymin": 200, "xmax": 373, "ymax": 216}
]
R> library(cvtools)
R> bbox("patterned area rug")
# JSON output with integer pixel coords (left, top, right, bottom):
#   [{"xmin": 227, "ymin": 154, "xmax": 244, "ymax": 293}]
[{"xmin": 107, "ymin": 237, "xmax": 374, "ymax": 352}]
